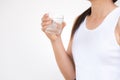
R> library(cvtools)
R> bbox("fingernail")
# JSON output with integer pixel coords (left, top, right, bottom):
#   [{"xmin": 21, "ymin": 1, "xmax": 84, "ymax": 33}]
[{"xmin": 45, "ymin": 13, "xmax": 49, "ymax": 16}]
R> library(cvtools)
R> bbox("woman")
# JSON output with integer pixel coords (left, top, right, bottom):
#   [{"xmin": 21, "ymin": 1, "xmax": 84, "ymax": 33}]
[{"xmin": 41, "ymin": 0, "xmax": 120, "ymax": 80}]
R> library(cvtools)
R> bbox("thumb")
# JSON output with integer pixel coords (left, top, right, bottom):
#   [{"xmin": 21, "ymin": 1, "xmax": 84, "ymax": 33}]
[{"xmin": 62, "ymin": 22, "xmax": 66, "ymax": 29}]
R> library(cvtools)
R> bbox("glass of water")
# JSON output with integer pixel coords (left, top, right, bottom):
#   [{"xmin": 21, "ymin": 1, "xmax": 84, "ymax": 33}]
[{"xmin": 45, "ymin": 14, "xmax": 64, "ymax": 35}]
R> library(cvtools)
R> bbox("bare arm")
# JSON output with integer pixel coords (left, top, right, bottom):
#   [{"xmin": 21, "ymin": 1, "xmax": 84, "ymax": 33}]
[
  {"xmin": 41, "ymin": 14, "xmax": 75, "ymax": 80},
  {"xmin": 51, "ymin": 37, "xmax": 75, "ymax": 80}
]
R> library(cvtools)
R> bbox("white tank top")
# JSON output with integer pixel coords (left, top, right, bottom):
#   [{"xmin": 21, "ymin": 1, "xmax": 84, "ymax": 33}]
[{"xmin": 72, "ymin": 7, "xmax": 120, "ymax": 80}]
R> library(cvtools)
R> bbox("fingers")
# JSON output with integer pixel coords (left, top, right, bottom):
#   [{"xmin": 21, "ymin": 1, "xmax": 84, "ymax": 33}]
[
  {"xmin": 41, "ymin": 13, "xmax": 53, "ymax": 32},
  {"xmin": 62, "ymin": 22, "xmax": 66, "ymax": 27},
  {"xmin": 41, "ymin": 13, "xmax": 49, "ymax": 22},
  {"xmin": 41, "ymin": 20, "xmax": 52, "ymax": 27},
  {"xmin": 41, "ymin": 20, "xmax": 53, "ymax": 32},
  {"xmin": 41, "ymin": 26, "xmax": 47, "ymax": 32},
  {"xmin": 41, "ymin": 13, "xmax": 66, "ymax": 35},
  {"xmin": 61, "ymin": 22, "xmax": 66, "ymax": 29},
  {"xmin": 41, "ymin": 13, "xmax": 53, "ymax": 23}
]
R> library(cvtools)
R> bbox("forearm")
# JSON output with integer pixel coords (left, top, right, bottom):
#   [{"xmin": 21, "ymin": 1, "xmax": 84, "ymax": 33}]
[{"xmin": 51, "ymin": 37, "xmax": 75, "ymax": 80}]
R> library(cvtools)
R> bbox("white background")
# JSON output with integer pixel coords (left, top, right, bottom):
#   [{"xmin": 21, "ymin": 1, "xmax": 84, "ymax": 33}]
[{"xmin": 0, "ymin": 0, "xmax": 119, "ymax": 80}]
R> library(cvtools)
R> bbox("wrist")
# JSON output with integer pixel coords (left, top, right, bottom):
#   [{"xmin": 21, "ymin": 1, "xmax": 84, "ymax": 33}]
[{"xmin": 50, "ymin": 36, "xmax": 62, "ymax": 44}]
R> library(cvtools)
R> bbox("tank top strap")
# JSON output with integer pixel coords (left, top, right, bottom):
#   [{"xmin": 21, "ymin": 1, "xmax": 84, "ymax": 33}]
[
  {"xmin": 104, "ymin": 7, "xmax": 120, "ymax": 30},
  {"xmin": 102, "ymin": 7, "xmax": 120, "ymax": 47}
]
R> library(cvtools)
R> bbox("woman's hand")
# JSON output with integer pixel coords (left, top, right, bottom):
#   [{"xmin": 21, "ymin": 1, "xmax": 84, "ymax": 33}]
[{"xmin": 41, "ymin": 13, "xmax": 66, "ymax": 41}]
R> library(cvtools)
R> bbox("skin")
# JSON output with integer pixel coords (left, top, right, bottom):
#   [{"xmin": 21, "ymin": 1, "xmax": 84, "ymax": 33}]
[
  {"xmin": 86, "ymin": 0, "xmax": 120, "ymax": 45},
  {"xmin": 41, "ymin": 0, "xmax": 120, "ymax": 79},
  {"xmin": 41, "ymin": 14, "xmax": 75, "ymax": 80}
]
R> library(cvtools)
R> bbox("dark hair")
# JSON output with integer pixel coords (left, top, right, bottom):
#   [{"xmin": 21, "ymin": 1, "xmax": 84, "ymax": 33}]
[{"xmin": 71, "ymin": 0, "xmax": 118, "ymax": 38}]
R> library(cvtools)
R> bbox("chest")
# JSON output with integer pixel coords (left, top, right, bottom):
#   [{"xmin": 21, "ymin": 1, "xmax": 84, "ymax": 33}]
[
  {"xmin": 86, "ymin": 16, "xmax": 105, "ymax": 30},
  {"xmin": 72, "ymin": 15, "xmax": 120, "ymax": 54},
  {"xmin": 72, "ymin": 21, "xmax": 120, "ymax": 66},
  {"xmin": 86, "ymin": 16, "xmax": 120, "ymax": 46}
]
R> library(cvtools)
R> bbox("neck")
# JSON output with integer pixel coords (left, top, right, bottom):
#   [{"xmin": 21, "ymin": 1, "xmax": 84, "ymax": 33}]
[{"xmin": 90, "ymin": 0, "xmax": 117, "ymax": 18}]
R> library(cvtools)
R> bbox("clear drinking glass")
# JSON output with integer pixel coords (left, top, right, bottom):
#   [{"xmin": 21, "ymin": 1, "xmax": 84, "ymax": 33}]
[{"xmin": 45, "ymin": 14, "xmax": 64, "ymax": 35}]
